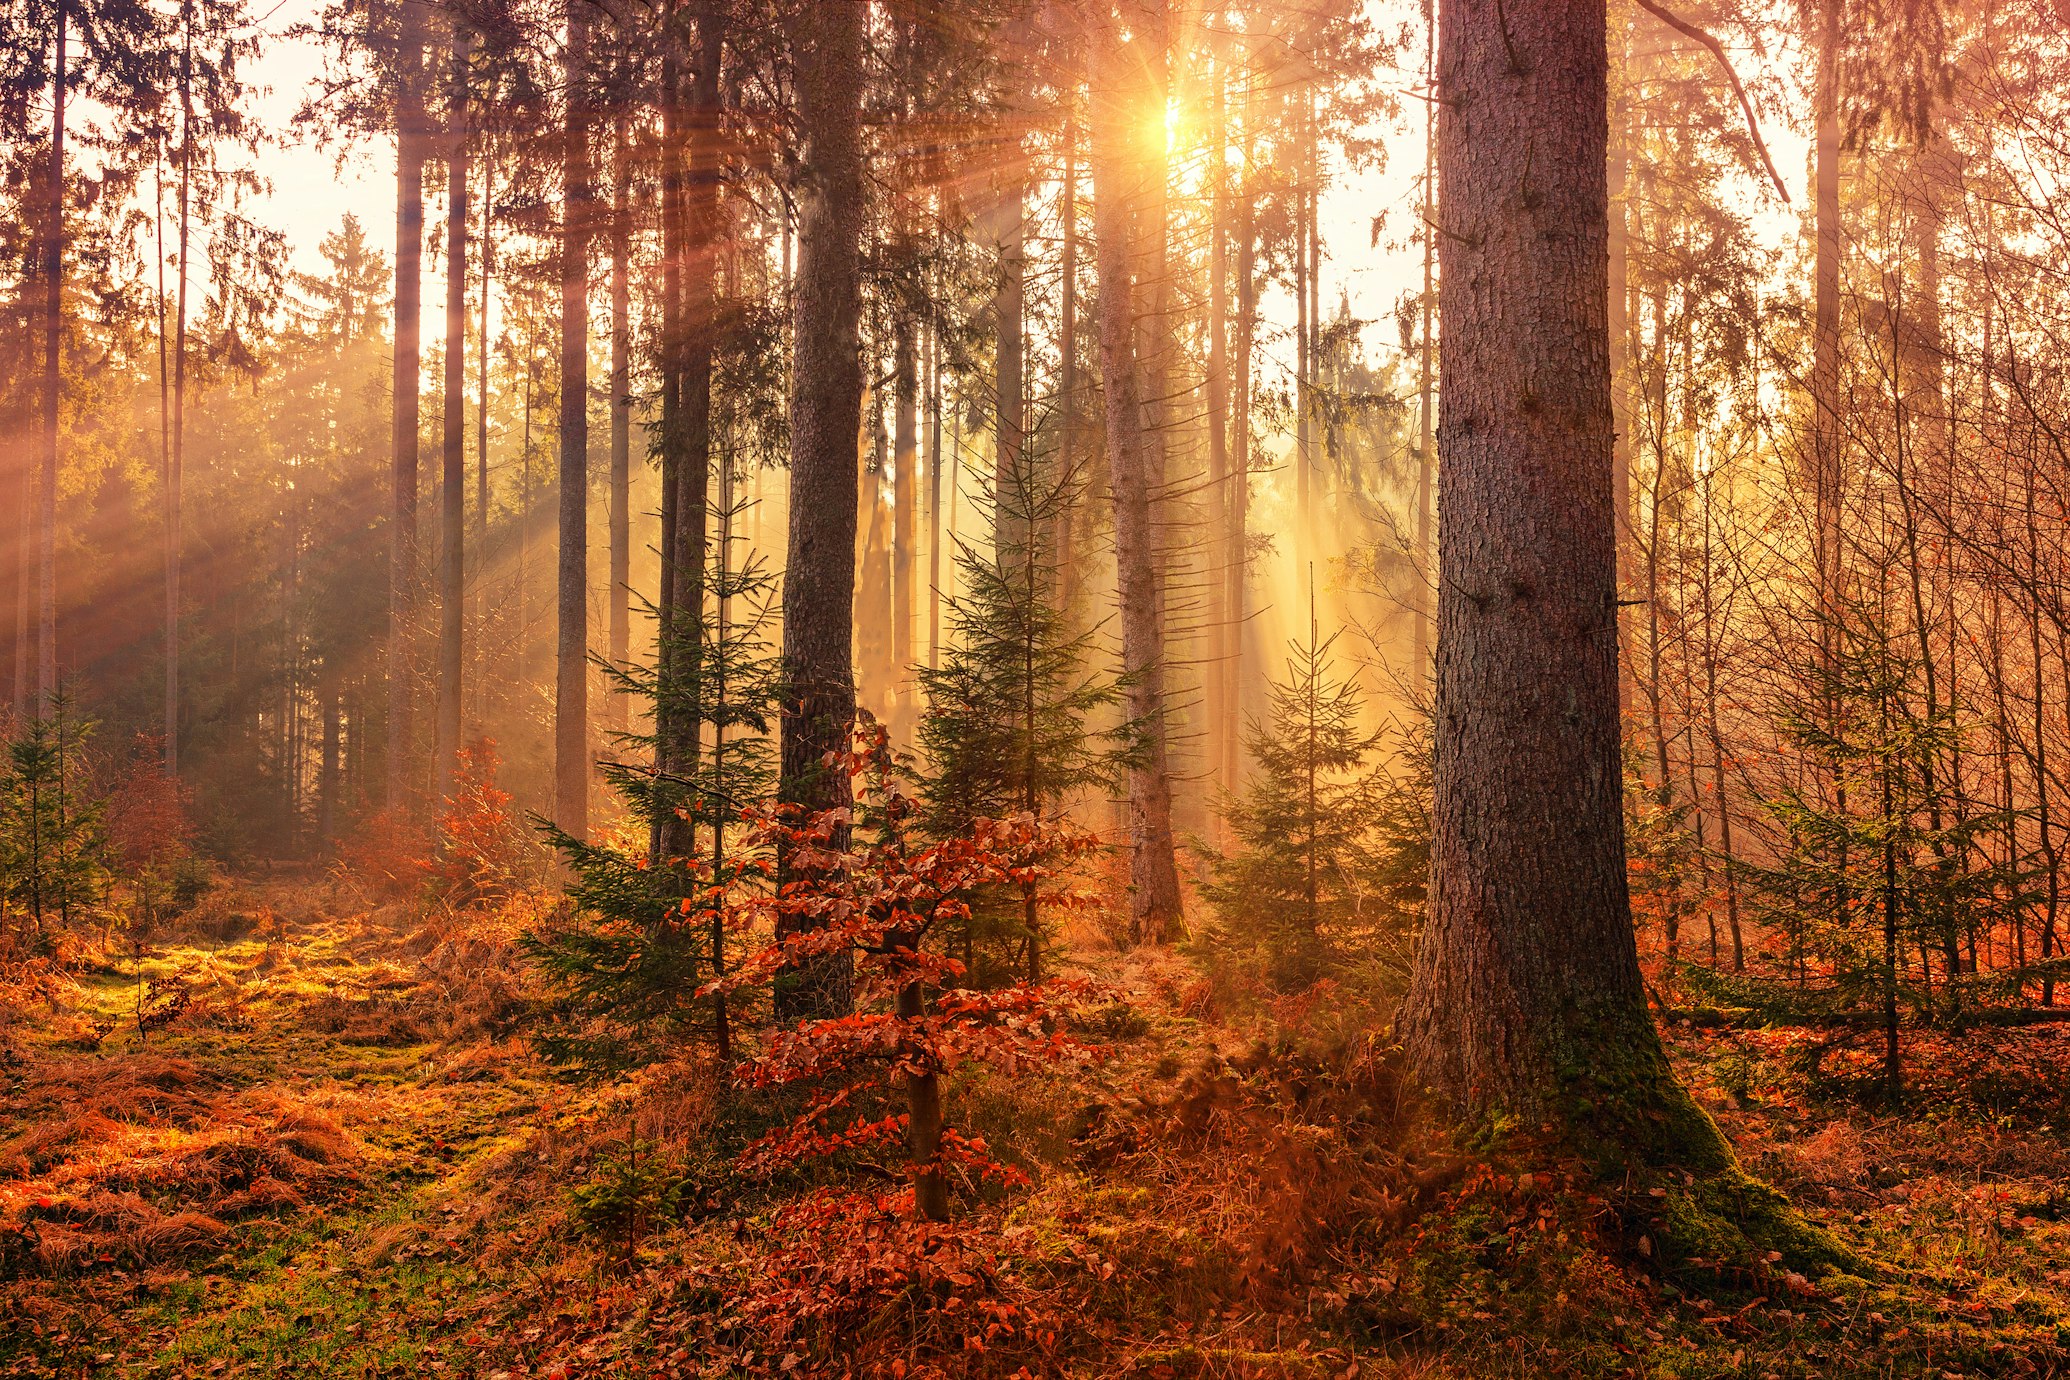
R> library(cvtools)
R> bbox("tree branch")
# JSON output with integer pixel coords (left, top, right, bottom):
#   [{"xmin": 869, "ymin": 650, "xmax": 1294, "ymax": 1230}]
[{"xmin": 1632, "ymin": 0, "xmax": 1791, "ymax": 204}]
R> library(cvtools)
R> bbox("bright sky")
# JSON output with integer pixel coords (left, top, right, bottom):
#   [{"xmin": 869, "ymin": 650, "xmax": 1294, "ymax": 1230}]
[{"xmin": 235, "ymin": 1, "xmax": 1810, "ymax": 400}]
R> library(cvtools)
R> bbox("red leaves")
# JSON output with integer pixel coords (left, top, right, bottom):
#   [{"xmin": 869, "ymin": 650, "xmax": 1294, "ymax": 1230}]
[{"xmin": 723, "ymin": 726, "xmax": 1111, "ymax": 1218}]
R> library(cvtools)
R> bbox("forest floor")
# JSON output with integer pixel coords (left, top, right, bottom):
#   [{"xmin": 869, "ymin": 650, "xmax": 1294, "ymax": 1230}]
[{"xmin": 5, "ymin": 875, "xmax": 2070, "ymax": 1378}]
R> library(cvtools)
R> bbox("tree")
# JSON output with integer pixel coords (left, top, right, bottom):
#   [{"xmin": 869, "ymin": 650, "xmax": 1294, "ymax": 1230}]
[
  {"xmin": 1395, "ymin": 0, "xmax": 1722, "ymax": 1170},
  {"xmin": 388, "ymin": 0, "xmax": 428, "ymax": 810},
  {"xmin": 435, "ymin": 16, "xmax": 470, "ymax": 803},
  {"xmin": 1086, "ymin": 0, "xmax": 1184, "ymax": 946},
  {"xmin": 915, "ymin": 465, "xmax": 1125, "ymax": 985},
  {"xmin": 554, "ymin": 0, "xmax": 592, "ymax": 840},
  {"xmin": 775, "ymin": 0, "xmax": 867, "ymax": 1021},
  {"xmin": 1202, "ymin": 603, "xmax": 1409, "ymax": 990}
]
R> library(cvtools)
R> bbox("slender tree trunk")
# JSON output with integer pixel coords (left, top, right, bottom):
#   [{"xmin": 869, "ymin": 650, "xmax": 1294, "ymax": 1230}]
[
  {"xmin": 1400, "ymin": 0, "xmax": 1679, "ymax": 1143},
  {"xmin": 476, "ymin": 145, "xmax": 492, "ymax": 728},
  {"xmin": 1414, "ymin": 10, "xmax": 1437, "ymax": 677},
  {"xmin": 389, "ymin": 0, "xmax": 427, "ymax": 808},
  {"xmin": 1607, "ymin": 17, "xmax": 1630, "ymax": 575},
  {"xmin": 1205, "ymin": 59, "xmax": 1231, "ymax": 802},
  {"xmin": 1056, "ymin": 96, "xmax": 1080, "ymax": 615},
  {"xmin": 609, "ymin": 104, "xmax": 632, "ymax": 737},
  {"xmin": 167, "ymin": 12, "xmax": 193, "ymax": 769},
  {"xmin": 437, "ymin": 24, "xmax": 470, "ymax": 801},
  {"xmin": 38, "ymin": 0, "xmax": 67, "ymax": 715},
  {"xmin": 927, "ymin": 319, "xmax": 943, "ymax": 669},
  {"xmin": 1228, "ymin": 86, "xmax": 1256, "ymax": 799},
  {"xmin": 1811, "ymin": 1, "xmax": 1843, "ymax": 804},
  {"xmin": 775, "ymin": 0, "xmax": 866, "ymax": 1021},
  {"xmin": 656, "ymin": 4, "xmax": 722, "ymax": 871},
  {"xmin": 893, "ymin": 311, "xmax": 917, "ymax": 688},
  {"xmin": 1090, "ymin": 12, "xmax": 1184, "ymax": 946},
  {"xmin": 555, "ymin": 0, "xmax": 593, "ymax": 839}
]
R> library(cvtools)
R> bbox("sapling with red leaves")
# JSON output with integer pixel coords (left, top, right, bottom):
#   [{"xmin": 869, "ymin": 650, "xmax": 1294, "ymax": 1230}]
[{"xmin": 720, "ymin": 726, "xmax": 1101, "ymax": 1221}]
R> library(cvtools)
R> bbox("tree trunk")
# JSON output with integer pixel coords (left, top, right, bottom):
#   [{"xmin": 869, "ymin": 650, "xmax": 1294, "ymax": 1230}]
[
  {"xmin": 389, "ymin": 0, "xmax": 427, "ymax": 807},
  {"xmin": 555, "ymin": 0, "xmax": 593, "ymax": 839},
  {"xmin": 1090, "ymin": 12, "xmax": 1184, "ymax": 946},
  {"xmin": 1205, "ymin": 58, "xmax": 1231, "ymax": 803},
  {"xmin": 166, "ymin": 6, "xmax": 193, "ymax": 772},
  {"xmin": 1399, "ymin": 0, "xmax": 1682, "ymax": 1148},
  {"xmin": 38, "ymin": 0, "xmax": 67, "ymax": 715},
  {"xmin": 893, "ymin": 311, "xmax": 917, "ymax": 692},
  {"xmin": 1414, "ymin": 8, "xmax": 1436, "ymax": 677},
  {"xmin": 609, "ymin": 105, "xmax": 632, "ymax": 738},
  {"xmin": 436, "ymin": 23, "xmax": 470, "ymax": 802},
  {"xmin": 775, "ymin": 0, "xmax": 866, "ymax": 1021}
]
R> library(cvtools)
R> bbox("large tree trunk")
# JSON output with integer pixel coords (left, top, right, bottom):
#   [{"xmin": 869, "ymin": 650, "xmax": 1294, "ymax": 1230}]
[
  {"xmin": 388, "ymin": 0, "xmax": 427, "ymax": 807},
  {"xmin": 1090, "ymin": 9, "xmax": 1184, "ymax": 946},
  {"xmin": 1398, "ymin": 0, "xmax": 1677, "ymax": 1145},
  {"xmin": 436, "ymin": 23, "xmax": 470, "ymax": 802},
  {"xmin": 775, "ymin": 0, "xmax": 866, "ymax": 1021},
  {"xmin": 555, "ymin": 0, "xmax": 593, "ymax": 839}
]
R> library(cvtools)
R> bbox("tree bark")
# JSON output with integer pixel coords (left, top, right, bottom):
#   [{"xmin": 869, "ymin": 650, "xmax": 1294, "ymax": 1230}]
[
  {"xmin": 555, "ymin": 0, "xmax": 593, "ymax": 839},
  {"xmin": 436, "ymin": 23, "xmax": 470, "ymax": 802},
  {"xmin": 1399, "ymin": 0, "xmax": 1675, "ymax": 1143},
  {"xmin": 164, "ymin": 4, "xmax": 194, "ymax": 771},
  {"xmin": 609, "ymin": 104, "xmax": 632, "ymax": 738},
  {"xmin": 38, "ymin": 0, "xmax": 67, "ymax": 715},
  {"xmin": 388, "ymin": 0, "xmax": 427, "ymax": 807},
  {"xmin": 1090, "ymin": 9, "xmax": 1184, "ymax": 946},
  {"xmin": 775, "ymin": 0, "xmax": 866, "ymax": 1021}
]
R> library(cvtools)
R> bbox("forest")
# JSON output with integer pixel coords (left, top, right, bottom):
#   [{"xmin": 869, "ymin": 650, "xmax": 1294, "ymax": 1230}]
[{"xmin": 5, "ymin": 0, "xmax": 2070, "ymax": 1374}]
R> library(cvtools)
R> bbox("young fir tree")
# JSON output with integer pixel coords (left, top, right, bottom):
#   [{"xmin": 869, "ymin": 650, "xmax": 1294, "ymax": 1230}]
[
  {"xmin": 525, "ymin": 493, "xmax": 779, "ymax": 1072},
  {"xmin": 1202, "ymin": 597, "xmax": 1410, "ymax": 990},
  {"xmin": 915, "ymin": 459, "xmax": 1125, "ymax": 985},
  {"xmin": 1, "ymin": 691, "xmax": 109, "ymax": 945},
  {"xmin": 1696, "ymin": 581, "xmax": 2022, "ymax": 1104}
]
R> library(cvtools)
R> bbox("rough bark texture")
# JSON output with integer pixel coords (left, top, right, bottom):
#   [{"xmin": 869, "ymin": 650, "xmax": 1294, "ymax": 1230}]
[
  {"xmin": 1399, "ymin": 0, "xmax": 1661, "ymax": 1131},
  {"xmin": 555, "ymin": 0, "xmax": 592, "ymax": 840},
  {"xmin": 1090, "ymin": 14, "xmax": 1185, "ymax": 946},
  {"xmin": 436, "ymin": 26, "xmax": 469, "ymax": 803},
  {"xmin": 166, "ymin": 9, "xmax": 192, "ymax": 771},
  {"xmin": 388, "ymin": 0, "xmax": 426, "ymax": 806},
  {"xmin": 37, "ymin": 1, "xmax": 66, "ymax": 716},
  {"xmin": 893, "ymin": 314, "xmax": 917, "ymax": 684},
  {"xmin": 775, "ymin": 0, "xmax": 865, "ymax": 1021},
  {"xmin": 609, "ymin": 108, "xmax": 631, "ymax": 738}
]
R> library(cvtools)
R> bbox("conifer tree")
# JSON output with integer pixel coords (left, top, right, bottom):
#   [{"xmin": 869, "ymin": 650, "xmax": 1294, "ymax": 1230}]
[
  {"xmin": 526, "ymin": 495, "xmax": 779, "ymax": 1073},
  {"xmin": 1, "ymin": 690, "xmax": 108, "ymax": 942},
  {"xmin": 1202, "ymin": 598, "xmax": 1409, "ymax": 989},
  {"xmin": 915, "ymin": 465, "xmax": 1124, "ymax": 983},
  {"xmin": 1699, "ymin": 581, "xmax": 2021, "ymax": 1104}
]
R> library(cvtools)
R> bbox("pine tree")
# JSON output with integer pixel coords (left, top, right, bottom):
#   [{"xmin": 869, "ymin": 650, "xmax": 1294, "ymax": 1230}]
[
  {"xmin": 525, "ymin": 495, "xmax": 779, "ymax": 1073},
  {"xmin": 1, "ymin": 690, "xmax": 109, "ymax": 945},
  {"xmin": 1699, "ymin": 581, "xmax": 2022, "ymax": 1104},
  {"xmin": 915, "ymin": 465, "xmax": 1124, "ymax": 984},
  {"xmin": 1202, "ymin": 600, "xmax": 1410, "ymax": 990}
]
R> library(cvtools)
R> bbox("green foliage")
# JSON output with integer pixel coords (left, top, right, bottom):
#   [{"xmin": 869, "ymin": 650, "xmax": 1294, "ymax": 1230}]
[
  {"xmin": 1726, "ymin": 583, "xmax": 2028, "ymax": 1092},
  {"xmin": 915, "ymin": 457, "xmax": 1126, "ymax": 983},
  {"xmin": 1, "ymin": 694, "xmax": 111, "ymax": 946},
  {"xmin": 1200, "ymin": 616, "xmax": 1421, "ymax": 991},
  {"xmin": 524, "ymin": 500, "xmax": 778, "ymax": 1074}
]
